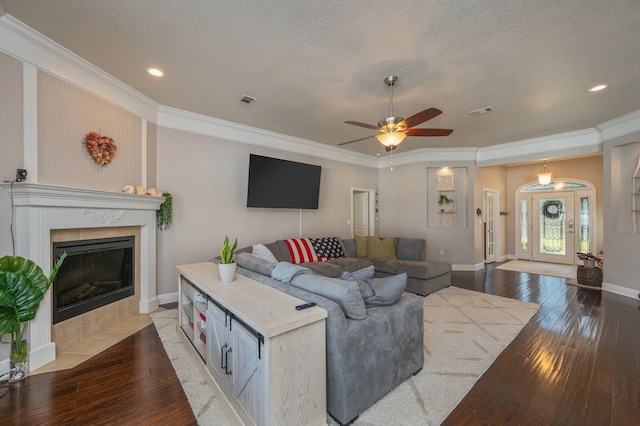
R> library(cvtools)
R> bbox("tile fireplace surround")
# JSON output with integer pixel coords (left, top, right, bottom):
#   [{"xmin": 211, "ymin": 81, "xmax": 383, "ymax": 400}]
[{"xmin": 0, "ymin": 183, "xmax": 164, "ymax": 371}]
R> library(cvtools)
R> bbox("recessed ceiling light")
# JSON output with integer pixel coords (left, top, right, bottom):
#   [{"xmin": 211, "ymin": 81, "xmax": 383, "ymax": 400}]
[
  {"xmin": 147, "ymin": 68, "xmax": 164, "ymax": 77},
  {"xmin": 588, "ymin": 84, "xmax": 607, "ymax": 92}
]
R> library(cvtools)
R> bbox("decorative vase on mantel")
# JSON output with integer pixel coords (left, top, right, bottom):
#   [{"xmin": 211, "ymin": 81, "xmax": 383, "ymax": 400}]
[
  {"xmin": 218, "ymin": 262, "xmax": 237, "ymax": 284},
  {"xmin": 9, "ymin": 322, "xmax": 29, "ymax": 382}
]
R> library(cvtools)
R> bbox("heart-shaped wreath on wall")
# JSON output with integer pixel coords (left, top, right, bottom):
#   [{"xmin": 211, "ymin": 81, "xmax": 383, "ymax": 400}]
[{"xmin": 83, "ymin": 131, "xmax": 117, "ymax": 166}]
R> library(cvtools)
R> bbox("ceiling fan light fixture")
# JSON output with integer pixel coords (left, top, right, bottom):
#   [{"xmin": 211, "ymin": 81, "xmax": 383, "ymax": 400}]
[{"xmin": 376, "ymin": 131, "xmax": 406, "ymax": 147}]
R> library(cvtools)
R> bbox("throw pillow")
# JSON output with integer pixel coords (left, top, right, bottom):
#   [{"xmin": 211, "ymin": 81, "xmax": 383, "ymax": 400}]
[
  {"xmin": 252, "ymin": 243, "xmax": 279, "ymax": 263},
  {"xmin": 367, "ymin": 236, "xmax": 397, "ymax": 260},
  {"xmin": 284, "ymin": 238, "xmax": 319, "ymax": 264},
  {"xmin": 360, "ymin": 273, "xmax": 407, "ymax": 306},
  {"xmin": 309, "ymin": 237, "xmax": 345, "ymax": 261},
  {"xmin": 237, "ymin": 252, "xmax": 277, "ymax": 277},
  {"xmin": 340, "ymin": 265, "xmax": 375, "ymax": 281},
  {"xmin": 354, "ymin": 235, "xmax": 368, "ymax": 257},
  {"xmin": 290, "ymin": 274, "xmax": 367, "ymax": 320}
]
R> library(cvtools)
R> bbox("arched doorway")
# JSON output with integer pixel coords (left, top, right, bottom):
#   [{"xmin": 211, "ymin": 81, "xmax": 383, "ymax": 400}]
[{"xmin": 515, "ymin": 179, "xmax": 596, "ymax": 265}]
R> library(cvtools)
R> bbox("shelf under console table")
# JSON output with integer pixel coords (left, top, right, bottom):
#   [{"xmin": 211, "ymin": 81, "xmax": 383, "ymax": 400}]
[{"xmin": 176, "ymin": 262, "xmax": 328, "ymax": 426}]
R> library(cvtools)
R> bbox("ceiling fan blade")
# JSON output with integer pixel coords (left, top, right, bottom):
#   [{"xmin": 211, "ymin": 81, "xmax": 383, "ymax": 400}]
[
  {"xmin": 405, "ymin": 128, "xmax": 453, "ymax": 137},
  {"xmin": 338, "ymin": 134, "xmax": 376, "ymax": 146},
  {"xmin": 344, "ymin": 121, "xmax": 380, "ymax": 130},
  {"xmin": 399, "ymin": 108, "xmax": 442, "ymax": 129}
]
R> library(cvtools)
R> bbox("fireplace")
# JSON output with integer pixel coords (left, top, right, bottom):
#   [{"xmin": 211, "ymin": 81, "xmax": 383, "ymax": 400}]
[
  {"xmin": 0, "ymin": 183, "xmax": 164, "ymax": 371},
  {"xmin": 52, "ymin": 236, "xmax": 135, "ymax": 324}
]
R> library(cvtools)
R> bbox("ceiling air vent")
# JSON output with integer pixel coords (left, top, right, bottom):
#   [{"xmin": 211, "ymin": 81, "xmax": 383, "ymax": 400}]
[
  {"xmin": 469, "ymin": 106, "xmax": 493, "ymax": 116},
  {"xmin": 237, "ymin": 95, "xmax": 257, "ymax": 106}
]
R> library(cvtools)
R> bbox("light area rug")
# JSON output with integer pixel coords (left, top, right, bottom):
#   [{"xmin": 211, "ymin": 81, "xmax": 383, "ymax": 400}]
[
  {"xmin": 496, "ymin": 259, "xmax": 577, "ymax": 279},
  {"xmin": 151, "ymin": 286, "xmax": 540, "ymax": 426}
]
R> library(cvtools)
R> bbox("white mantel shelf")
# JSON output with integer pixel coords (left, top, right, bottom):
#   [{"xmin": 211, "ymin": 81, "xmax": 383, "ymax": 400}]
[
  {"xmin": 0, "ymin": 183, "xmax": 164, "ymax": 371},
  {"xmin": 1, "ymin": 182, "xmax": 164, "ymax": 210}
]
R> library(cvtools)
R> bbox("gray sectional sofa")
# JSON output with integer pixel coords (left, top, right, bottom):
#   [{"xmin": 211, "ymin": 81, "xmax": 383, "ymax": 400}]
[
  {"xmin": 239, "ymin": 236, "xmax": 451, "ymax": 296},
  {"xmin": 232, "ymin": 253, "xmax": 424, "ymax": 425},
  {"xmin": 222, "ymin": 236, "xmax": 450, "ymax": 424}
]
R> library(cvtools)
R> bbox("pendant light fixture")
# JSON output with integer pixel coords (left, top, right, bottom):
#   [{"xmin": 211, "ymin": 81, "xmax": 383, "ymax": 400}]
[{"xmin": 537, "ymin": 162, "xmax": 553, "ymax": 185}]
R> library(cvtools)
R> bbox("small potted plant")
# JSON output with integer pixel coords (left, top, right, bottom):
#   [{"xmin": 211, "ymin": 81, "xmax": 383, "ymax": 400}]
[
  {"xmin": 218, "ymin": 236, "xmax": 238, "ymax": 283},
  {"xmin": 0, "ymin": 253, "xmax": 66, "ymax": 382}
]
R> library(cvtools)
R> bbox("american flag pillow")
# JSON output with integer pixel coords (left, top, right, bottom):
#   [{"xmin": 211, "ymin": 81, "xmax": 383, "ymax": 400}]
[
  {"xmin": 309, "ymin": 237, "xmax": 345, "ymax": 261},
  {"xmin": 284, "ymin": 238, "xmax": 319, "ymax": 264}
]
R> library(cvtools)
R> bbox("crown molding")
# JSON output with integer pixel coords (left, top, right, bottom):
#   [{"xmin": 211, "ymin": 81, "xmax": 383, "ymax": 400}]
[
  {"xmin": 375, "ymin": 147, "xmax": 478, "ymax": 168},
  {"xmin": 0, "ymin": 14, "xmax": 159, "ymax": 122},
  {"xmin": 597, "ymin": 109, "xmax": 640, "ymax": 141},
  {"xmin": 476, "ymin": 128, "xmax": 602, "ymax": 167},
  {"xmin": 157, "ymin": 105, "xmax": 380, "ymax": 168}
]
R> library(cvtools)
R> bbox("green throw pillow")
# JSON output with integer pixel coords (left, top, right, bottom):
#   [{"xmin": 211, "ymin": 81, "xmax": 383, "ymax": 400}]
[
  {"xmin": 367, "ymin": 236, "xmax": 397, "ymax": 260},
  {"xmin": 354, "ymin": 235, "xmax": 368, "ymax": 257}
]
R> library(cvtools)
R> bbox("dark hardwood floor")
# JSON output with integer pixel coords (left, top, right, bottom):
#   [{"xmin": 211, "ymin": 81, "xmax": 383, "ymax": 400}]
[
  {"xmin": 0, "ymin": 322, "xmax": 196, "ymax": 425},
  {"xmin": 445, "ymin": 264, "xmax": 640, "ymax": 425},
  {"xmin": 1, "ymin": 263, "xmax": 638, "ymax": 425}
]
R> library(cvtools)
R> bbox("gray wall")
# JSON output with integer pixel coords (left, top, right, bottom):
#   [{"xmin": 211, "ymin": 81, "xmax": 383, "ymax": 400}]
[
  {"xmin": 154, "ymin": 126, "xmax": 380, "ymax": 296},
  {"xmin": 377, "ymin": 160, "xmax": 477, "ymax": 265},
  {"xmin": 603, "ymin": 131, "xmax": 640, "ymax": 293},
  {"xmin": 0, "ymin": 51, "xmax": 23, "ymax": 256}
]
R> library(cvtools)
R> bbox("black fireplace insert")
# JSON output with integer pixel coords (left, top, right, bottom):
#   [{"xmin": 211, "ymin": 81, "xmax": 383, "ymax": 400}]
[{"xmin": 52, "ymin": 235, "xmax": 135, "ymax": 324}]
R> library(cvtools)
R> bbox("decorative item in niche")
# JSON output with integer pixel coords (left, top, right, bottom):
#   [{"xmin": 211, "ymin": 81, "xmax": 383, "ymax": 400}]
[{"xmin": 83, "ymin": 131, "xmax": 117, "ymax": 166}]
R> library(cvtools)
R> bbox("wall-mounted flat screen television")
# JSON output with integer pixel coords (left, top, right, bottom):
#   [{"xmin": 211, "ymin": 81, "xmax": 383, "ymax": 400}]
[{"xmin": 247, "ymin": 154, "xmax": 321, "ymax": 209}]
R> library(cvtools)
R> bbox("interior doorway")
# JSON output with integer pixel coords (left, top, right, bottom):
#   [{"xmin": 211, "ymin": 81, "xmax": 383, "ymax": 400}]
[
  {"xmin": 351, "ymin": 188, "xmax": 376, "ymax": 237},
  {"xmin": 515, "ymin": 180, "xmax": 596, "ymax": 265}
]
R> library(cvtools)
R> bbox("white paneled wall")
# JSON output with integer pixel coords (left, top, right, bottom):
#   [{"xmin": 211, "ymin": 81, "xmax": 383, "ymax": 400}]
[{"xmin": 37, "ymin": 71, "xmax": 142, "ymax": 191}]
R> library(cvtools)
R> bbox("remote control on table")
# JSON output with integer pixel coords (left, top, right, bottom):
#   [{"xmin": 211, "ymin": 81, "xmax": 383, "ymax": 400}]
[{"xmin": 295, "ymin": 302, "xmax": 316, "ymax": 310}]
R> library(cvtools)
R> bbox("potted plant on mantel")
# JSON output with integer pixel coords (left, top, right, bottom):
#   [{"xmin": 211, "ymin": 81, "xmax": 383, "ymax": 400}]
[
  {"xmin": 0, "ymin": 253, "xmax": 66, "ymax": 382},
  {"xmin": 218, "ymin": 236, "xmax": 238, "ymax": 283}
]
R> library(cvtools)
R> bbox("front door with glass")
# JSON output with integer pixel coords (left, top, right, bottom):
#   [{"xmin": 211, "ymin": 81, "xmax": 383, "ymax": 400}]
[{"xmin": 531, "ymin": 192, "xmax": 575, "ymax": 264}]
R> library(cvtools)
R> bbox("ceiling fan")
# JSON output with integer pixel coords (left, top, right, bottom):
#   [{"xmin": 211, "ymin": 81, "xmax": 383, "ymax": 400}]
[{"xmin": 339, "ymin": 76, "xmax": 453, "ymax": 152}]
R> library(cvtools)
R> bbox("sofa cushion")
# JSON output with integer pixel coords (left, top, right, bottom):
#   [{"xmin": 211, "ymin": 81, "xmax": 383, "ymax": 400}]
[
  {"xmin": 396, "ymin": 238, "xmax": 426, "ymax": 261},
  {"xmin": 237, "ymin": 252, "xmax": 277, "ymax": 277},
  {"xmin": 309, "ymin": 237, "xmax": 345, "ymax": 260},
  {"xmin": 354, "ymin": 235, "xmax": 368, "ymax": 257},
  {"xmin": 300, "ymin": 261, "xmax": 344, "ymax": 278},
  {"xmin": 340, "ymin": 265, "xmax": 375, "ymax": 281},
  {"xmin": 360, "ymin": 273, "xmax": 407, "ymax": 306},
  {"xmin": 367, "ymin": 236, "xmax": 397, "ymax": 260},
  {"xmin": 283, "ymin": 238, "xmax": 319, "ymax": 264},
  {"xmin": 252, "ymin": 243, "xmax": 278, "ymax": 263},
  {"xmin": 290, "ymin": 274, "xmax": 367, "ymax": 320},
  {"xmin": 340, "ymin": 238, "xmax": 357, "ymax": 258},
  {"xmin": 372, "ymin": 258, "xmax": 451, "ymax": 280},
  {"xmin": 327, "ymin": 257, "xmax": 374, "ymax": 272}
]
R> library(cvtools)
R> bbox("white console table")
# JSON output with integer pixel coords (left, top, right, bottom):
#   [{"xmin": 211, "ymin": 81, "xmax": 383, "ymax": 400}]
[{"xmin": 176, "ymin": 262, "xmax": 327, "ymax": 426}]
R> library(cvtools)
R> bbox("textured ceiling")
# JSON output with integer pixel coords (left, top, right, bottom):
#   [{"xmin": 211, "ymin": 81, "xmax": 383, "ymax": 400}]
[{"xmin": 2, "ymin": 0, "xmax": 640, "ymax": 156}]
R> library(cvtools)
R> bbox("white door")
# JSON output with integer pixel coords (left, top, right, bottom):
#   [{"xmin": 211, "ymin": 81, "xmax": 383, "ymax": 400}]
[
  {"xmin": 484, "ymin": 191, "xmax": 496, "ymax": 263},
  {"xmin": 352, "ymin": 192, "xmax": 369, "ymax": 236},
  {"xmin": 531, "ymin": 192, "xmax": 575, "ymax": 264}
]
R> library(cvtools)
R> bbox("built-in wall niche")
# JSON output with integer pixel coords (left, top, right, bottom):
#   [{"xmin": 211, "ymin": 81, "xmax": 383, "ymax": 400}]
[
  {"xmin": 427, "ymin": 167, "xmax": 467, "ymax": 228},
  {"xmin": 612, "ymin": 141, "xmax": 640, "ymax": 233}
]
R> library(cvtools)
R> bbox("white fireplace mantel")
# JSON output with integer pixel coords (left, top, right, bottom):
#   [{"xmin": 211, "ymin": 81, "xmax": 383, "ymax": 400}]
[{"xmin": 0, "ymin": 183, "xmax": 164, "ymax": 371}]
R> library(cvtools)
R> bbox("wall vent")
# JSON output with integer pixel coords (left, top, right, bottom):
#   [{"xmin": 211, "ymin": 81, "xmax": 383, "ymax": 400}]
[
  {"xmin": 237, "ymin": 95, "xmax": 257, "ymax": 106},
  {"xmin": 469, "ymin": 106, "xmax": 493, "ymax": 116}
]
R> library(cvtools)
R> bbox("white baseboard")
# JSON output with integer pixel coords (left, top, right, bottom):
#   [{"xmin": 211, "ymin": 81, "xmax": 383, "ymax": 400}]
[
  {"xmin": 602, "ymin": 282, "xmax": 640, "ymax": 300},
  {"xmin": 0, "ymin": 358, "xmax": 8, "ymax": 378},
  {"xmin": 158, "ymin": 292, "xmax": 179, "ymax": 305},
  {"xmin": 452, "ymin": 263, "xmax": 485, "ymax": 271}
]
